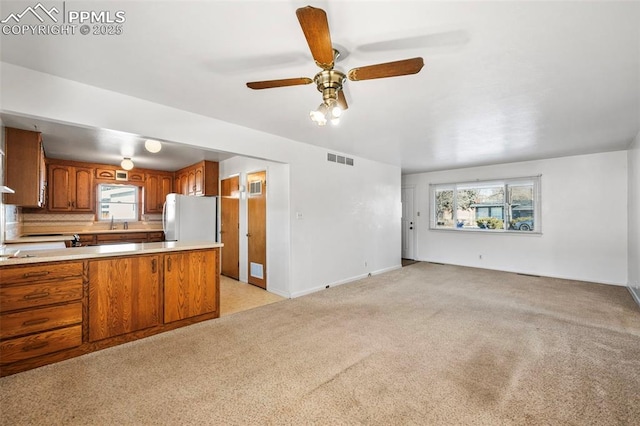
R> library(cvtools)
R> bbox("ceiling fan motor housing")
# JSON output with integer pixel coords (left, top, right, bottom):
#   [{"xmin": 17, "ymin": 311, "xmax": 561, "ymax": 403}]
[{"xmin": 314, "ymin": 69, "xmax": 346, "ymax": 102}]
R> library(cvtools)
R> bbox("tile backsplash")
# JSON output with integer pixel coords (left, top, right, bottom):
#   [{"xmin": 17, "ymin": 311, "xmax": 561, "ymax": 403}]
[
  {"xmin": 4, "ymin": 204, "xmax": 21, "ymax": 240},
  {"xmin": 21, "ymin": 212, "xmax": 162, "ymax": 235}
]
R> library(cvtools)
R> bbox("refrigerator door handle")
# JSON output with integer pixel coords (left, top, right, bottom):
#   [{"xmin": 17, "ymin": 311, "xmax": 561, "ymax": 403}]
[{"xmin": 162, "ymin": 201, "xmax": 167, "ymax": 234}]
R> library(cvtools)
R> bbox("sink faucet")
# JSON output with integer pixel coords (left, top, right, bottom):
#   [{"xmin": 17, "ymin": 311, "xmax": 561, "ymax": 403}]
[
  {"xmin": 110, "ymin": 216, "xmax": 116, "ymax": 230},
  {"xmin": 124, "ymin": 221, "xmax": 129, "ymax": 230}
]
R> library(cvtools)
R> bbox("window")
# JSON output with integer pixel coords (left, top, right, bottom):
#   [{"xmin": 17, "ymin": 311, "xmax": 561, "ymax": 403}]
[
  {"xmin": 98, "ymin": 184, "xmax": 139, "ymax": 221},
  {"xmin": 430, "ymin": 176, "xmax": 540, "ymax": 233}
]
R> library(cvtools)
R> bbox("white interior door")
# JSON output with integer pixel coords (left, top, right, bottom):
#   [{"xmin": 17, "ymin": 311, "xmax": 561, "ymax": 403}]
[{"xmin": 401, "ymin": 186, "xmax": 415, "ymax": 260}]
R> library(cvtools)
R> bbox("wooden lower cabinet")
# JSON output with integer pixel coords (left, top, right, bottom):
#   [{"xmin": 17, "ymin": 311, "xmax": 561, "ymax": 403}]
[
  {"xmin": 88, "ymin": 255, "xmax": 162, "ymax": 341},
  {"xmin": 164, "ymin": 250, "xmax": 218, "ymax": 323},
  {"xmin": 0, "ymin": 261, "xmax": 84, "ymax": 373},
  {"xmin": 0, "ymin": 247, "xmax": 219, "ymax": 376}
]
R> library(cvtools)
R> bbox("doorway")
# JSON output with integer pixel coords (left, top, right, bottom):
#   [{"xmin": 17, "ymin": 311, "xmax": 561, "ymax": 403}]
[
  {"xmin": 401, "ymin": 186, "xmax": 415, "ymax": 260},
  {"xmin": 247, "ymin": 171, "xmax": 267, "ymax": 289},
  {"xmin": 220, "ymin": 176, "xmax": 240, "ymax": 280}
]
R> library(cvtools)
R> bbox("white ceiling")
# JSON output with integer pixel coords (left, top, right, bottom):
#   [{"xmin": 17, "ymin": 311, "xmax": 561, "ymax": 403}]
[{"xmin": 1, "ymin": 1, "xmax": 638, "ymax": 174}]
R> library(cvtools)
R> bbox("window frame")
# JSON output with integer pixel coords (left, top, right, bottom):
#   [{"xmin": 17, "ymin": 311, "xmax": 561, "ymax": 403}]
[
  {"xmin": 97, "ymin": 183, "xmax": 141, "ymax": 222},
  {"xmin": 429, "ymin": 176, "xmax": 541, "ymax": 234}
]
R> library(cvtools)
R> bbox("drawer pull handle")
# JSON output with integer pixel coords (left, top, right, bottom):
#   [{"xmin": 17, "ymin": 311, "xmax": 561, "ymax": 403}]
[
  {"xmin": 22, "ymin": 342, "xmax": 49, "ymax": 352},
  {"xmin": 23, "ymin": 271, "xmax": 50, "ymax": 278},
  {"xmin": 23, "ymin": 292, "xmax": 50, "ymax": 300},
  {"xmin": 23, "ymin": 318, "xmax": 49, "ymax": 326}
]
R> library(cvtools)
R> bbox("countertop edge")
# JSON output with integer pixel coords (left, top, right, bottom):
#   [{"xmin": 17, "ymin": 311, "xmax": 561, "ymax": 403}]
[{"xmin": 0, "ymin": 242, "xmax": 223, "ymax": 266}]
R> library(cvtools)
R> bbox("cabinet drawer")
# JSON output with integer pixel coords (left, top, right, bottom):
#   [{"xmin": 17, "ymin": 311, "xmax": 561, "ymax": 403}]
[
  {"xmin": 148, "ymin": 232, "xmax": 164, "ymax": 242},
  {"xmin": 1, "ymin": 303, "xmax": 82, "ymax": 339},
  {"xmin": 97, "ymin": 233, "xmax": 148, "ymax": 243},
  {"xmin": 0, "ymin": 325, "xmax": 82, "ymax": 364},
  {"xmin": 0, "ymin": 278, "xmax": 83, "ymax": 313},
  {"xmin": 0, "ymin": 262, "xmax": 83, "ymax": 285}
]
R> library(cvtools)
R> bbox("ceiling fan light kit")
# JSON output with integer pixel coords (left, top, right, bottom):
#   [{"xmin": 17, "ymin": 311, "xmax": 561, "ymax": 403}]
[{"xmin": 246, "ymin": 6, "xmax": 424, "ymax": 126}]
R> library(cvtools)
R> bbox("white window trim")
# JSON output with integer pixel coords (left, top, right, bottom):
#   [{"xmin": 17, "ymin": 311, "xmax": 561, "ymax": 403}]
[{"xmin": 429, "ymin": 175, "xmax": 542, "ymax": 234}]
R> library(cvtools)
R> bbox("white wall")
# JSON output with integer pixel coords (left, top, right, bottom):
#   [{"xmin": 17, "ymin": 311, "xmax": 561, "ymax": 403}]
[
  {"xmin": 629, "ymin": 133, "xmax": 640, "ymax": 304},
  {"xmin": 403, "ymin": 151, "xmax": 628, "ymax": 285},
  {"xmin": 287, "ymin": 152, "xmax": 401, "ymax": 297},
  {"xmin": 1, "ymin": 63, "xmax": 401, "ymax": 298}
]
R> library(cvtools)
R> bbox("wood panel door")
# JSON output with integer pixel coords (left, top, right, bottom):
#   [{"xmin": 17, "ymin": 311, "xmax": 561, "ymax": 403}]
[
  {"xmin": 88, "ymin": 255, "xmax": 162, "ymax": 342},
  {"xmin": 247, "ymin": 171, "xmax": 267, "ymax": 289},
  {"xmin": 220, "ymin": 176, "xmax": 240, "ymax": 280},
  {"xmin": 164, "ymin": 250, "xmax": 218, "ymax": 323}
]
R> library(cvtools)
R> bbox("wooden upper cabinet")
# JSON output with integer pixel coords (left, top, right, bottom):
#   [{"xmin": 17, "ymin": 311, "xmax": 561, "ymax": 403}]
[
  {"xmin": 144, "ymin": 171, "xmax": 173, "ymax": 214},
  {"xmin": 174, "ymin": 161, "xmax": 218, "ymax": 196},
  {"xmin": 3, "ymin": 127, "xmax": 46, "ymax": 208},
  {"xmin": 48, "ymin": 164, "xmax": 94, "ymax": 212}
]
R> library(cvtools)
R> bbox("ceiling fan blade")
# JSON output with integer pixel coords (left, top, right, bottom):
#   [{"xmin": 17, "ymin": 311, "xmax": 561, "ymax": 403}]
[
  {"xmin": 337, "ymin": 90, "xmax": 348, "ymax": 111},
  {"xmin": 347, "ymin": 57, "xmax": 424, "ymax": 81},
  {"xmin": 246, "ymin": 77, "xmax": 313, "ymax": 90},
  {"xmin": 296, "ymin": 6, "xmax": 334, "ymax": 70}
]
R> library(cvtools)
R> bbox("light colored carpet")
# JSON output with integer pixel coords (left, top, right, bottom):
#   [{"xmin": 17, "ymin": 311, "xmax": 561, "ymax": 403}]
[{"xmin": 1, "ymin": 263, "xmax": 639, "ymax": 425}]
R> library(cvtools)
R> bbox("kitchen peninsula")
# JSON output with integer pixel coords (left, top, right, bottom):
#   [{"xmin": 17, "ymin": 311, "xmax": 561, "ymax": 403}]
[{"xmin": 0, "ymin": 241, "xmax": 222, "ymax": 377}]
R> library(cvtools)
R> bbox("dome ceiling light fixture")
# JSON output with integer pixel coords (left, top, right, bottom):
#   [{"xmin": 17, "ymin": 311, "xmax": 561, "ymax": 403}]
[
  {"xmin": 121, "ymin": 157, "xmax": 134, "ymax": 170},
  {"xmin": 144, "ymin": 139, "xmax": 162, "ymax": 153},
  {"xmin": 246, "ymin": 6, "xmax": 424, "ymax": 126}
]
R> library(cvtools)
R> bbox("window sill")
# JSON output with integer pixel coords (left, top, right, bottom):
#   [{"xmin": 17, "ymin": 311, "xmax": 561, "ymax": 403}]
[{"xmin": 429, "ymin": 227, "xmax": 542, "ymax": 236}]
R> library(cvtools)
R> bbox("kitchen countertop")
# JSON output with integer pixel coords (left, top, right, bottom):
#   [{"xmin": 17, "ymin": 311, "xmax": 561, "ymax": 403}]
[
  {"xmin": 5, "ymin": 235, "xmax": 75, "ymax": 243},
  {"xmin": 0, "ymin": 241, "xmax": 223, "ymax": 266}
]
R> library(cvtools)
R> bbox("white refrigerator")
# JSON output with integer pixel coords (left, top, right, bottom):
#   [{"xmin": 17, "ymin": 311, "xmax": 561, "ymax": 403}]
[{"xmin": 163, "ymin": 193, "xmax": 218, "ymax": 242}]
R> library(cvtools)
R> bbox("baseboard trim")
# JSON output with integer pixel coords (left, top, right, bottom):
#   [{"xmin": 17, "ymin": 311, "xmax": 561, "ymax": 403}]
[
  {"xmin": 416, "ymin": 258, "xmax": 626, "ymax": 287},
  {"xmin": 628, "ymin": 286, "xmax": 640, "ymax": 308},
  {"xmin": 290, "ymin": 264, "xmax": 402, "ymax": 298}
]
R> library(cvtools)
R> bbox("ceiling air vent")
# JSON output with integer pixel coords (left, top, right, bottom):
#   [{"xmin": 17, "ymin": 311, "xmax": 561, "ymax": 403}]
[{"xmin": 327, "ymin": 152, "xmax": 354, "ymax": 166}]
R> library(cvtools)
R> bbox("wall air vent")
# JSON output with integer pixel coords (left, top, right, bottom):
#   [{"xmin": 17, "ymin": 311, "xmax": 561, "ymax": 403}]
[
  {"xmin": 249, "ymin": 180, "xmax": 262, "ymax": 196},
  {"xmin": 327, "ymin": 152, "xmax": 354, "ymax": 166}
]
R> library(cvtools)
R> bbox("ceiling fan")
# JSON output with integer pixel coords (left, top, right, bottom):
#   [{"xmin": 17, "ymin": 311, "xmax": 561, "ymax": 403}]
[{"xmin": 246, "ymin": 6, "xmax": 424, "ymax": 126}]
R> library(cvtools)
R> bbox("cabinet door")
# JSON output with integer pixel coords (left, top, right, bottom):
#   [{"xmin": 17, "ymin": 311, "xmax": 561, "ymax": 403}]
[
  {"xmin": 38, "ymin": 142, "xmax": 46, "ymax": 206},
  {"xmin": 3, "ymin": 128, "xmax": 44, "ymax": 207},
  {"xmin": 48, "ymin": 165, "xmax": 71, "ymax": 211},
  {"xmin": 164, "ymin": 250, "xmax": 217, "ymax": 323},
  {"xmin": 187, "ymin": 170, "xmax": 196, "ymax": 195},
  {"xmin": 145, "ymin": 174, "xmax": 160, "ymax": 213},
  {"xmin": 160, "ymin": 175, "xmax": 173, "ymax": 207},
  {"xmin": 194, "ymin": 166, "xmax": 204, "ymax": 196},
  {"xmin": 72, "ymin": 167, "xmax": 94, "ymax": 211},
  {"xmin": 89, "ymin": 255, "xmax": 161, "ymax": 341}
]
